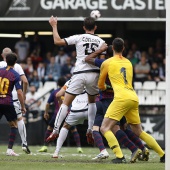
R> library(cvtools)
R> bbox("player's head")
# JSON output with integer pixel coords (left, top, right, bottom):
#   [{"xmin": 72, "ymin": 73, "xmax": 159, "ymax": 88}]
[
  {"xmin": 6, "ymin": 53, "xmax": 17, "ymax": 66},
  {"xmin": 1, "ymin": 47, "xmax": 12, "ymax": 60},
  {"xmin": 83, "ymin": 17, "xmax": 97, "ymax": 32},
  {"xmin": 106, "ymin": 45, "xmax": 114, "ymax": 58},
  {"xmin": 112, "ymin": 38, "xmax": 125, "ymax": 53},
  {"xmin": 57, "ymin": 77, "xmax": 66, "ymax": 88}
]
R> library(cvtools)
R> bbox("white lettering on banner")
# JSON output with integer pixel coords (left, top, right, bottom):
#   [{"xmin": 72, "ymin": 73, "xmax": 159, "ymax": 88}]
[
  {"xmin": 111, "ymin": 0, "xmax": 165, "ymax": 10},
  {"xmin": 40, "ymin": 0, "xmax": 165, "ymax": 10}
]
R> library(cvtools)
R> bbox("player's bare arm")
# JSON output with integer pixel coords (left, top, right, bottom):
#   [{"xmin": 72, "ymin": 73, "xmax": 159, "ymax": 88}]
[
  {"xmin": 49, "ymin": 16, "xmax": 66, "ymax": 46},
  {"xmin": 85, "ymin": 43, "xmax": 108, "ymax": 65},
  {"xmin": 20, "ymin": 75, "xmax": 28, "ymax": 101},
  {"xmin": 44, "ymin": 103, "xmax": 50, "ymax": 120},
  {"xmin": 17, "ymin": 89, "xmax": 26, "ymax": 114}
]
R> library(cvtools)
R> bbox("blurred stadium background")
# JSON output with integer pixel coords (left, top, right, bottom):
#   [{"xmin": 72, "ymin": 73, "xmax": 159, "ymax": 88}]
[{"xmin": 0, "ymin": 0, "xmax": 166, "ymax": 149}]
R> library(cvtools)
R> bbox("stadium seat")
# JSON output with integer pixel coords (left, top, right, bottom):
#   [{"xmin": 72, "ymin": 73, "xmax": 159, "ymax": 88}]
[
  {"xmin": 138, "ymin": 95, "xmax": 146, "ymax": 105},
  {"xmin": 160, "ymin": 95, "xmax": 166, "ymax": 105},
  {"xmin": 43, "ymin": 81, "xmax": 57, "ymax": 90},
  {"xmin": 152, "ymin": 90, "xmax": 165, "ymax": 97},
  {"xmin": 156, "ymin": 81, "xmax": 166, "ymax": 90},
  {"xmin": 134, "ymin": 81, "xmax": 143, "ymax": 90},
  {"xmin": 142, "ymin": 81, "xmax": 156, "ymax": 90},
  {"xmin": 137, "ymin": 90, "xmax": 151, "ymax": 96},
  {"xmin": 145, "ymin": 95, "xmax": 160, "ymax": 105}
]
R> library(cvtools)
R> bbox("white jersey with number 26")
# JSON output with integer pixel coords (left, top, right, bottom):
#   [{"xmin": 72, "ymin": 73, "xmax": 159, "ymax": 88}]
[{"xmin": 64, "ymin": 33, "xmax": 105, "ymax": 73}]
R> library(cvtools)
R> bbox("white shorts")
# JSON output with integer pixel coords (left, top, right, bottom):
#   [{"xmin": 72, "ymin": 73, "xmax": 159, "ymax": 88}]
[
  {"xmin": 66, "ymin": 72, "xmax": 99, "ymax": 95},
  {"xmin": 65, "ymin": 109, "xmax": 88, "ymax": 126},
  {"xmin": 13, "ymin": 100, "xmax": 22, "ymax": 119}
]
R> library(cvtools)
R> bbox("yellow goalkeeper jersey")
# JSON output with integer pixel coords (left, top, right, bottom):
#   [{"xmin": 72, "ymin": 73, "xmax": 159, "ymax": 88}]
[{"xmin": 98, "ymin": 55, "xmax": 138, "ymax": 102}]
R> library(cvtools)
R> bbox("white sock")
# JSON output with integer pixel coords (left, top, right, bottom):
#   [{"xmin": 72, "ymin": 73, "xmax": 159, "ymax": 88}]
[
  {"xmin": 17, "ymin": 119, "xmax": 27, "ymax": 145},
  {"xmin": 88, "ymin": 103, "xmax": 96, "ymax": 130},
  {"xmin": 55, "ymin": 128, "xmax": 69, "ymax": 154},
  {"xmin": 54, "ymin": 104, "xmax": 68, "ymax": 133}
]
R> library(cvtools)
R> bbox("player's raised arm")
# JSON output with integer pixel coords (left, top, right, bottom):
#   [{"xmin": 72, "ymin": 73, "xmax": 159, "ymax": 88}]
[
  {"xmin": 49, "ymin": 16, "xmax": 66, "ymax": 46},
  {"xmin": 85, "ymin": 43, "xmax": 108, "ymax": 65}
]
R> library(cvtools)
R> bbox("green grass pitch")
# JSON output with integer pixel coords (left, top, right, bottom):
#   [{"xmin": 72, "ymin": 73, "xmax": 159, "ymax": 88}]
[{"xmin": 0, "ymin": 145, "xmax": 164, "ymax": 170}]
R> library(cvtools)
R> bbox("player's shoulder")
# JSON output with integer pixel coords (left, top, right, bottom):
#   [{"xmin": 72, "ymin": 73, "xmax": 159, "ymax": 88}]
[{"xmin": 102, "ymin": 57, "xmax": 114, "ymax": 65}]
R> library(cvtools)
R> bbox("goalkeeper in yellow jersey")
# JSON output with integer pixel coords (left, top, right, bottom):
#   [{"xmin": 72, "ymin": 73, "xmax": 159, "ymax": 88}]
[{"xmin": 98, "ymin": 37, "xmax": 165, "ymax": 163}]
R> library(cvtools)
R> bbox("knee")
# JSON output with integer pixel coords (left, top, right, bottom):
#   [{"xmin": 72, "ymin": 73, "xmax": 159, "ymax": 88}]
[
  {"xmin": 100, "ymin": 125, "xmax": 106, "ymax": 135},
  {"xmin": 63, "ymin": 122, "xmax": 71, "ymax": 130},
  {"xmin": 93, "ymin": 126, "xmax": 99, "ymax": 132},
  {"xmin": 47, "ymin": 126, "xmax": 53, "ymax": 131}
]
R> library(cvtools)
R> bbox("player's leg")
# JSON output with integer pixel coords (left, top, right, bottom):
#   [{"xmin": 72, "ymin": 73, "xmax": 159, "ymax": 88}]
[
  {"xmin": 39, "ymin": 113, "xmax": 56, "ymax": 152},
  {"xmin": 46, "ymin": 93, "xmax": 76, "ymax": 142},
  {"xmin": 122, "ymin": 119, "xmax": 149, "ymax": 161},
  {"xmin": 14, "ymin": 100, "xmax": 30, "ymax": 154},
  {"xmin": 92, "ymin": 101, "xmax": 109, "ymax": 160},
  {"xmin": 126, "ymin": 101, "xmax": 165, "ymax": 163},
  {"xmin": 113, "ymin": 124, "xmax": 141, "ymax": 163},
  {"xmin": 52, "ymin": 110, "xmax": 87, "ymax": 158},
  {"xmin": 70, "ymin": 126, "xmax": 83, "ymax": 153},
  {"xmin": 85, "ymin": 73, "xmax": 99, "ymax": 144},
  {"xmin": 4, "ymin": 105, "xmax": 19, "ymax": 156},
  {"xmin": 52, "ymin": 122, "xmax": 71, "ymax": 158}
]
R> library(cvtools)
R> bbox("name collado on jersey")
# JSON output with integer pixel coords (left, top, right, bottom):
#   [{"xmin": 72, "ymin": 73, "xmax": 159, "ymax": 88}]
[{"xmin": 82, "ymin": 37, "xmax": 100, "ymax": 44}]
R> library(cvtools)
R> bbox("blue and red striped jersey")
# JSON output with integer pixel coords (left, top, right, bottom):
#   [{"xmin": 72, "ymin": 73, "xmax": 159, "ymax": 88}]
[{"xmin": 0, "ymin": 67, "xmax": 21, "ymax": 105}]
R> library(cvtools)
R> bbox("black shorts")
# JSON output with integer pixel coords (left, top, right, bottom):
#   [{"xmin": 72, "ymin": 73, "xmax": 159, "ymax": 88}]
[
  {"xmin": 0, "ymin": 104, "xmax": 17, "ymax": 122},
  {"xmin": 94, "ymin": 98, "xmax": 112, "ymax": 127}
]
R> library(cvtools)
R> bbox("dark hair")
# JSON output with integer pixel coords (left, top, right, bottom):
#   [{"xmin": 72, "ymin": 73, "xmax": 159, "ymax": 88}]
[
  {"xmin": 57, "ymin": 77, "xmax": 66, "ymax": 87},
  {"xmin": 84, "ymin": 17, "xmax": 96, "ymax": 31},
  {"xmin": 6, "ymin": 53, "xmax": 17, "ymax": 66},
  {"xmin": 107, "ymin": 45, "xmax": 113, "ymax": 57},
  {"xmin": 112, "ymin": 38, "xmax": 124, "ymax": 53}
]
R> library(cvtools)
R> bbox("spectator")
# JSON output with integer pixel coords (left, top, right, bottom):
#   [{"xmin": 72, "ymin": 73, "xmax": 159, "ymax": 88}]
[
  {"xmin": 55, "ymin": 46, "xmax": 68, "ymax": 66},
  {"xmin": 131, "ymin": 43, "xmax": 141, "ymax": 61},
  {"xmin": 25, "ymin": 57, "xmax": 34, "ymax": 79},
  {"xmin": 134, "ymin": 55, "xmax": 150, "ymax": 83},
  {"xmin": 30, "ymin": 33, "xmax": 45, "ymax": 57},
  {"xmin": 159, "ymin": 58, "xmax": 165, "ymax": 81},
  {"xmin": 28, "ymin": 70, "xmax": 40, "ymax": 90},
  {"xmin": 44, "ymin": 56, "xmax": 61, "ymax": 81},
  {"xmin": 29, "ymin": 50, "xmax": 43, "ymax": 69},
  {"xmin": 61, "ymin": 57, "xmax": 73, "ymax": 80},
  {"xmin": 148, "ymin": 62, "xmax": 160, "ymax": 82},
  {"xmin": 127, "ymin": 50, "xmax": 138, "ymax": 66},
  {"xmin": 25, "ymin": 85, "xmax": 41, "ymax": 118},
  {"xmin": 37, "ymin": 62, "xmax": 46, "ymax": 84},
  {"xmin": 15, "ymin": 34, "xmax": 30, "ymax": 62},
  {"xmin": 147, "ymin": 46, "xmax": 155, "ymax": 65},
  {"xmin": 44, "ymin": 51, "xmax": 52, "ymax": 65}
]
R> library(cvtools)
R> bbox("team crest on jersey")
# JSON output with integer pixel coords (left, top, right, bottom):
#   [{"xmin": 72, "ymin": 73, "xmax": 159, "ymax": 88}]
[{"xmin": 9, "ymin": 0, "xmax": 30, "ymax": 11}]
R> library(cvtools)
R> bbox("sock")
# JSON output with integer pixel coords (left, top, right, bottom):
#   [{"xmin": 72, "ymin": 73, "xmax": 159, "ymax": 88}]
[
  {"xmin": 17, "ymin": 119, "xmax": 27, "ymax": 145},
  {"xmin": 115, "ymin": 130, "xmax": 137, "ymax": 153},
  {"xmin": 93, "ymin": 131, "xmax": 105, "ymax": 152},
  {"xmin": 139, "ymin": 131, "xmax": 164, "ymax": 157},
  {"xmin": 72, "ymin": 131, "xmax": 81, "ymax": 147},
  {"xmin": 54, "ymin": 104, "xmax": 68, "ymax": 133},
  {"xmin": 55, "ymin": 127, "xmax": 69, "ymax": 154},
  {"xmin": 88, "ymin": 103, "xmax": 96, "ymax": 130},
  {"xmin": 124, "ymin": 129, "xmax": 145, "ymax": 151},
  {"xmin": 8, "ymin": 127, "xmax": 17, "ymax": 149},
  {"xmin": 44, "ymin": 129, "xmax": 52, "ymax": 145},
  {"xmin": 104, "ymin": 130, "xmax": 123, "ymax": 158}
]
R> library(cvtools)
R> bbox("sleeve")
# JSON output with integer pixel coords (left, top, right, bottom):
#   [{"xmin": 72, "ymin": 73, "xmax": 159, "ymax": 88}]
[
  {"xmin": 14, "ymin": 74, "xmax": 22, "ymax": 90},
  {"xmin": 98, "ymin": 61, "xmax": 109, "ymax": 91},
  {"xmin": 64, "ymin": 35, "xmax": 79, "ymax": 45},
  {"xmin": 47, "ymin": 90, "xmax": 55, "ymax": 104},
  {"xmin": 94, "ymin": 59, "xmax": 105, "ymax": 68},
  {"xmin": 15, "ymin": 64, "xmax": 25, "ymax": 76}
]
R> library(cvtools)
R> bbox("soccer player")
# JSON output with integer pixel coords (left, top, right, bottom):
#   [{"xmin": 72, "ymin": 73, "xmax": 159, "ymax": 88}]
[
  {"xmin": 98, "ymin": 38, "xmax": 165, "ymax": 163},
  {"xmin": 85, "ymin": 44, "xmax": 147, "ymax": 163},
  {"xmin": 0, "ymin": 53, "xmax": 26, "ymax": 156},
  {"xmin": 38, "ymin": 77, "xmax": 83, "ymax": 153},
  {"xmin": 52, "ymin": 81, "xmax": 88, "ymax": 158},
  {"xmin": 47, "ymin": 16, "xmax": 105, "ymax": 143},
  {"xmin": 0, "ymin": 48, "xmax": 30, "ymax": 154}
]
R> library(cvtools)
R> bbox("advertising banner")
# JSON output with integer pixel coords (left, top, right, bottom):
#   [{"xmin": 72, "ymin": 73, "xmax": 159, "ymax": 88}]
[{"xmin": 0, "ymin": 0, "xmax": 166, "ymax": 21}]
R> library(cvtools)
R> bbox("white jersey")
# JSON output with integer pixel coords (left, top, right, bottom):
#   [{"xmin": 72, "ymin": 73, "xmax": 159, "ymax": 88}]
[
  {"xmin": 0, "ymin": 61, "xmax": 24, "ymax": 100},
  {"xmin": 65, "ymin": 33, "xmax": 105, "ymax": 73}
]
